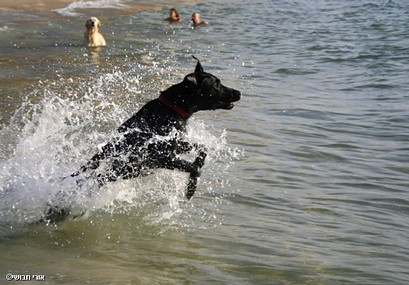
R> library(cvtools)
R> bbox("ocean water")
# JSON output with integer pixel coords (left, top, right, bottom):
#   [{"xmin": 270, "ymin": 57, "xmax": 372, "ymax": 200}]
[{"xmin": 1, "ymin": 0, "xmax": 409, "ymax": 284}]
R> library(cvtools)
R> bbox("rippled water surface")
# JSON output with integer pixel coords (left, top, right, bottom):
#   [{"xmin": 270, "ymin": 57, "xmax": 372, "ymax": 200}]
[{"xmin": 1, "ymin": 0, "xmax": 409, "ymax": 284}]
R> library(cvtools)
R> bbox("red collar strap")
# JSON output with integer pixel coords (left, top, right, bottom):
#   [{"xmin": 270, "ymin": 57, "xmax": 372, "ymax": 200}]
[{"xmin": 159, "ymin": 95, "xmax": 191, "ymax": 119}]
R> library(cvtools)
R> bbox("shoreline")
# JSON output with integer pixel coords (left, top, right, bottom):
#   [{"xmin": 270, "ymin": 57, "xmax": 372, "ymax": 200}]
[
  {"xmin": 0, "ymin": 0, "xmax": 205, "ymax": 19},
  {"xmin": 0, "ymin": 0, "xmax": 78, "ymax": 12}
]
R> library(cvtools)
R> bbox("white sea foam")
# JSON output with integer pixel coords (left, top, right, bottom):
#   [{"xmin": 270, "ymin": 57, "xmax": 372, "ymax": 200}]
[
  {"xmin": 0, "ymin": 26, "xmax": 10, "ymax": 32},
  {"xmin": 54, "ymin": 0, "xmax": 127, "ymax": 17}
]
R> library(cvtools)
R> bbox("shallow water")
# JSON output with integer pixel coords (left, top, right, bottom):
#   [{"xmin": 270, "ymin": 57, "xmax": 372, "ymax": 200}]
[{"xmin": 1, "ymin": 0, "xmax": 409, "ymax": 284}]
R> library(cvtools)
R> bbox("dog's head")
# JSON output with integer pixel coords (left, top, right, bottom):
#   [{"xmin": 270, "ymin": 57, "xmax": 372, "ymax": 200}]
[
  {"xmin": 182, "ymin": 57, "xmax": 241, "ymax": 112},
  {"xmin": 85, "ymin": 17, "xmax": 102, "ymax": 32},
  {"xmin": 160, "ymin": 57, "xmax": 241, "ymax": 118}
]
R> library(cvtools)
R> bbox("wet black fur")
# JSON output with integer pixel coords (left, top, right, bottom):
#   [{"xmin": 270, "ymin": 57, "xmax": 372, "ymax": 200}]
[{"xmin": 44, "ymin": 57, "xmax": 240, "ymax": 222}]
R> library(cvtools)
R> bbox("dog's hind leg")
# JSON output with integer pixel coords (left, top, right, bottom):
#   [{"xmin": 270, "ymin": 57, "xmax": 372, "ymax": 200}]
[
  {"xmin": 39, "ymin": 186, "xmax": 88, "ymax": 223},
  {"xmin": 40, "ymin": 205, "xmax": 70, "ymax": 223}
]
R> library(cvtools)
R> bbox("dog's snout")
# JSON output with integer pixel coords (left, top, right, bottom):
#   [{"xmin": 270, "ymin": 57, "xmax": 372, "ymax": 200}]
[
  {"xmin": 231, "ymin": 89, "xmax": 241, "ymax": 101},
  {"xmin": 86, "ymin": 19, "xmax": 96, "ymax": 28}
]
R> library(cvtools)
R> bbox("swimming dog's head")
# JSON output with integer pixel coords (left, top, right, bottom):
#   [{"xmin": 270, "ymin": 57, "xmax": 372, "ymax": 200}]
[
  {"xmin": 161, "ymin": 57, "xmax": 241, "ymax": 116},
  {"xmin": 85, "ymin": 17, "xmax": 102, "ymax": 33}
]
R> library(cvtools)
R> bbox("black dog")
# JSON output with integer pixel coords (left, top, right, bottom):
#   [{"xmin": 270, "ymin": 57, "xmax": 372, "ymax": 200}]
[{"xmin": 44, "ymin": 57, "xmax": 240, "ymax": 222}]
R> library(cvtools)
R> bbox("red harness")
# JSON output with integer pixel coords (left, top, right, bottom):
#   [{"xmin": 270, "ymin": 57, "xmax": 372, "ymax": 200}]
[{"xmin": 159, "ymin": 95, "xmax": 191, "ymax": 119}]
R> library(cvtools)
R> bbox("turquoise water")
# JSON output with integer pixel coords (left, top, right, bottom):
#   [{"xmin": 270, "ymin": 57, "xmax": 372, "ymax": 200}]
[{"xmin": 1, "ymin": 0, "xmax": 409, "ymax": 284}]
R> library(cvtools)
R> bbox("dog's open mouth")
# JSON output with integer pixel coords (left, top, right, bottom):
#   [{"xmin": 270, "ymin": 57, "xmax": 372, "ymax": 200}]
[
  {"xmin": 217, "ymin": 100, "xmax": 238, "ymax": 110},
  {"xmin": 219, "ymin": 93, "xmax": 241, "ymax": 110},
  {"xmin": 225, "ymin": 102, "xmax": 235, "ymax": 110}
]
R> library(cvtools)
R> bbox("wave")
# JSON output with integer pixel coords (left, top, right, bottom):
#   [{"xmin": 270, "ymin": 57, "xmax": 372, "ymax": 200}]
[{"xmin": 54, "ymin": 0, "xmax": 127, "ymax": 17}]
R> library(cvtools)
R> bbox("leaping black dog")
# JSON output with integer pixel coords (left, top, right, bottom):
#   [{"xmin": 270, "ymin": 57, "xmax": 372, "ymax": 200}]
[{"xmin": 44, "ymin": 57, "xmax": 240, "ymax": 222}]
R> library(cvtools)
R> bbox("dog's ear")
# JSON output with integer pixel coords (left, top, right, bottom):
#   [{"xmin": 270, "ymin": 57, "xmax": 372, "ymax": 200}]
[
  {"xmin": 186, "ymin": 75, "xmax": 198, "ymax": 85},
  {"xmin": 192, "ymin": 55, "xmax": 204, "ymax": 74}
]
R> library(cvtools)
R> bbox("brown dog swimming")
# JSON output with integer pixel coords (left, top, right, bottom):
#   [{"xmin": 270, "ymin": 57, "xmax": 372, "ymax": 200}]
[{"xmin": 84, "ymin": 17, "xmax": 106, "ymax": 47}]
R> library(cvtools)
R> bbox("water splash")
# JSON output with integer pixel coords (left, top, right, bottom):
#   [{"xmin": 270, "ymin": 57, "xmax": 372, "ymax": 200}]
[{"xmin": 0, "ymin": 66, "xmax": 242, "ymax": 231}]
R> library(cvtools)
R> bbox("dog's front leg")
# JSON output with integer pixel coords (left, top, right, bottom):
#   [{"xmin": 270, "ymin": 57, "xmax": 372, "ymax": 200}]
[
  {"xmin": 175, "ymin": 140, "xmax": 207, "ymax": 155},
  {"xmin": 159, "ymin": 150, "xmax": 206, "ymax": 199},
  {"xmin": 174, "ymin": 140, "xmax": 194, "ymax": 153},
  {"xmin": 186, "ymin": 150, "xmax": 207, "ymax": 200},
  {"xmin": 186, "ymin": 173, "xmax": 198, "ymax": 200},
  {"xmin": 162, "ymin": 150, "xmax": 207, "ymax": 175}
]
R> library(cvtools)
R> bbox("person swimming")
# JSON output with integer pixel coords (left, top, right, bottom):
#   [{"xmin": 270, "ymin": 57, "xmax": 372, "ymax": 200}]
[
  {"xmin": 191, "ymin": 12, "xmax": 208, "ymax": 27},
  {"xmin": 167, "ymin": 8, "xmax": 181, "ymax": 23}
]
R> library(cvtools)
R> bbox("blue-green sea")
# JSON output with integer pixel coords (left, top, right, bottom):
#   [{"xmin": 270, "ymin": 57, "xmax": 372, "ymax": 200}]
[{"xmin": 1, "ymin": 0, "xmax": 408, "ymax": 284}]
